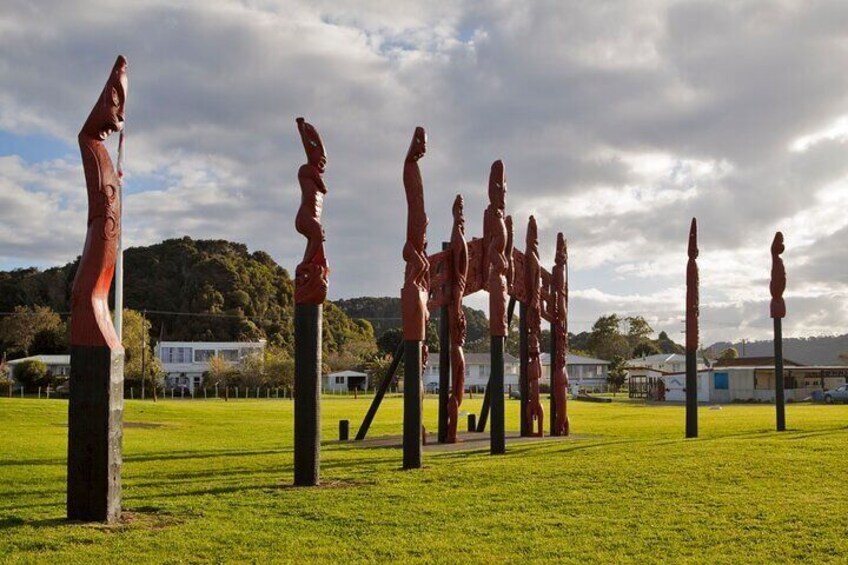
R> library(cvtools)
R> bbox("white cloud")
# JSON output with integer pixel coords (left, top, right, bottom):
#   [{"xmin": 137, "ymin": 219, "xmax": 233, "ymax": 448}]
[{"xmin": 0, "ymin": 0, "xmax": 847, "ymax": 345}]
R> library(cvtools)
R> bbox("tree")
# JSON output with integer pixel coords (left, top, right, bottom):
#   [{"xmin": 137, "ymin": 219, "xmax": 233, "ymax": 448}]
[
  {"xmin": 324, "ymin": 337, "xmax": 377, "ymax": 373},
  {"xmin": 363, "ymin": 353, "xmax": 398, "ymax": 391},
  {"xmin": 264, "ymin": 347, "xmax": 294, "ymax": 390},
  {"xmin": 122, "ymin": 309, "xmax": 162, "ymax": 391},
  {"xmin": 719, "ymin": 347, "xmax": 739, "ymax": 360},
  {"xmin": 633, "ymin": 340, "xmax": 662, "ymax": 358},
  {"xmin": 607, "ymin": 356, "xmax": 628, "ymax": 394},
  {"xmin": 656, "ymin": 331, "xmax": 685, "ymax": 354},
  {"xmin": 376, "ymin": 328, "xmax": 403, "ymax": 356},
  {"xmin": 626, "ymin": 316, "xmax": 653, "ymax": 347},
  {"xmin": 207, "ymin": 354, "xmax": 235, "ymax": 389},
  {"xmin": 0, "ymin": 305, "xmax": 63, "ymax": 357},
  {"xmin": 587, "ymin": 314, "xmax": 632, "ymax": 361},
  {"xmin": 13, "ymin": 359, "xmax": 49, "ymax": 389}
]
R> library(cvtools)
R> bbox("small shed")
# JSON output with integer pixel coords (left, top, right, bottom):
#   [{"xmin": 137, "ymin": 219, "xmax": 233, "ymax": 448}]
[{"xmin": 324, "ymin": 370, "xmax": 369, "ymax": 392}]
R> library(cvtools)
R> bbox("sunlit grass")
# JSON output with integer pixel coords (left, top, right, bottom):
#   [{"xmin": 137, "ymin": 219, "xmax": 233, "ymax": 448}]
[{"xmin": 1, "ymin": 396, "xmax": 847, "ymax": 563}]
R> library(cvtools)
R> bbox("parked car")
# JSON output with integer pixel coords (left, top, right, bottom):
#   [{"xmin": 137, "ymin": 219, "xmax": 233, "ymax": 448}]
[
  {"xmin": 823, "ymin": 384, "xmax": 848, "ymax": 404},
  {"xmin": 425, "ymin": 382, "xmax": 439, "ymax": 393},
  {"xmin": 509, "ymin": 389, "xmax": 521, "ymax": 400}
]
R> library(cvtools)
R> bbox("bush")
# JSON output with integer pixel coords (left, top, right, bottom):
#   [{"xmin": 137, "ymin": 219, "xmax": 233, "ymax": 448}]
[{"xmin": 13, "ymin": 359, "xmax": 50, "ymax": 388}]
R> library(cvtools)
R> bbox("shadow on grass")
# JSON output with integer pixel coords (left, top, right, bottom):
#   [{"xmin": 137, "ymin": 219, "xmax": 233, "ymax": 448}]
[{"xmin": 0, "ymin": 516, "xmax": 65, "ymax": 530}]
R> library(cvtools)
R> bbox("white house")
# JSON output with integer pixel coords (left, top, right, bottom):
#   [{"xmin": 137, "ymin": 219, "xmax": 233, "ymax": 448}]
[
  {"xmin": 540, "ymin": 353, "xmax": 611, "ymax": 390},
  {"xmin": 7, "ymin": 354, "xmax": 71, "ymax": 387},
  {"xmin": 323, "ymin": 370, "xmax": 369, "ymax": 392},
  {"xmin": 424, "ymin": 352, "xmax": 520, "ymax": 391},
  {"xmin": 155, "ymin": 340, "xmax": 266, "ymax": 393}
]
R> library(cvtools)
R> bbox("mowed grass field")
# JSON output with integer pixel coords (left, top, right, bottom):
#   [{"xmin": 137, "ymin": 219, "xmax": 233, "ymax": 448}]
[{"xmin": 1, "ymin": 395, "xmax": 847, "ymax": 564}]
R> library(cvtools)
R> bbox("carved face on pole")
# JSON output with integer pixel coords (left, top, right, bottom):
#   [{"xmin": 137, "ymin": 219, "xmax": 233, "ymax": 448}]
[
  {"xmin": 688, "ymin": 218, "xmax": 699, "ymax": 260},
  {"xmin": 555, "ymin": 233, "xmax": 566, "ymax": 267},
  {"xmin": 452, "ymin": 194, "xmax": 464, "ymax": 230},
  {"xmin": 489, "ymin": 160, "xmax": 506, "ymax": 210},
  {"xmin": 406, "ymin": 127, "xmax": 427, "ymax": 163},
  {"xmin": 82, "ymin": 56, "xmax": 127, "ymax": 141},
  {"xmin": 297, "ymin": 117, "xmax": 327, "ymax": 173},
  {"xmin": 527, "ymin": 215, "xmax": 539, "ymax": 256},
  {"xmin": 771, "ymin": 231, "xmax": 785, "ymax": 256}
]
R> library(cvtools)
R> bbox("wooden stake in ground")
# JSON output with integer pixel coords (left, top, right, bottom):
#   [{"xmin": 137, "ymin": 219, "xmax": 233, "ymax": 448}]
[
  {"xmin": 770, "ymin": 232, "xmax": 787, "ymax": 431},
  {"xmin": 67, "ymin": 55, "xmax": 128, "ymax": 523},
  {"xmin": 293, "ymin": 116, "xmax": 329, "ymax": 487},
  {"xmin": 685, "ymin": 218, "xmax": 699, "ymax": 439}
]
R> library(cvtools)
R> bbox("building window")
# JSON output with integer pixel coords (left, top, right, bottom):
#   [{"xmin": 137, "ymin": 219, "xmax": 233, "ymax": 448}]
[
  {"xmin": 219, "ymin": 349, "xmax": 239, "ymax": 362},
  {"xmin": 335, "ymin": 376, "xmax": 345, "ymax": 384},
  {"xmin": 194, "ymin": 349, "xmax": 215, "ymax": 363},
  {"xmin": 714, "ymin": 372, "xmax": 729, "ymax": 390},
  {"xmin": 161, "ymin": 347, "xmax": 192, "ymax": 363}
]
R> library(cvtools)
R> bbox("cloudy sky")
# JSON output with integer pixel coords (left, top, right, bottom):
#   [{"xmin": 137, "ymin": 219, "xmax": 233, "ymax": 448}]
[{"xmin": 1, "ymin": 0, "xmax": 847, "ymax": 345}]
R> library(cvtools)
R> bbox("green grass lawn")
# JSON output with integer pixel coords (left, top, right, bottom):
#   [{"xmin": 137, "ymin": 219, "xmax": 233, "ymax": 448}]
[{"xmin": 1, "ymin": 395, "xmax": 847, "ymax": 563}]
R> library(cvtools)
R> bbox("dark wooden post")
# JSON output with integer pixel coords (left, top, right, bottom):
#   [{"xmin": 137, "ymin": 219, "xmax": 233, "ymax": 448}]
[
  {"xmin": 403, "ymin": 341, "xmax": 423, "ymax": 469},
  {"xmin": 770, "ymin": 231, "xmax": 787, "ymax": 431},
  {"xmin": 356, "ymin": 341, "xmax": 404, "ymax": 440},
  {"xmin": 438, "ymin": 241, "xmax": 451, "ymax": 443},
  {"xmin": 294, "ymin": 303, "xmax": 321, "ymax": 485},
  {"xmin": 67, "ymin": 56, "xmax": 128, "ymax": 523},
  {"xmin": 400, "ymin": 126, "xmax": 429, "ymax": 470},
  {"xmin": 490, "ymin": 336, "xmax": 506, "ymax": 455},
  {"xmin": 685, "ymin": 218, "xmax": 699, "ymax": 439},
  {"xmin": 292, "ymin": 116, "xmax": 330, "ymax": 486}
]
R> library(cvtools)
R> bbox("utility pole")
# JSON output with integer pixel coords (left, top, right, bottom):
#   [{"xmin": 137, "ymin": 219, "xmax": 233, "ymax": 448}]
[{"xmin": 141, "ymin": 309, "xmax": 146, "ymax": 400}]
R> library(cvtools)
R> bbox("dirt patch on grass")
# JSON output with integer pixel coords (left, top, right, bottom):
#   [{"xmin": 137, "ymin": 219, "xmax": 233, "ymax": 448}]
[{"xmin": 124, "ymin": 421, "xmax": 165, "ymax": 429}]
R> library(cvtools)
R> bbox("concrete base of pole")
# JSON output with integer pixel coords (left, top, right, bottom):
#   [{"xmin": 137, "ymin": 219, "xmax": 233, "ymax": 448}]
[
  {"xmin": 403, "ymin": 340, "xmax": 423, "ymax": 469},
  {"xmin": 67, "ymin": 345, "xmax": 124, "ymax": 523},
  {"xmin": 490, "ymin": 336, "xmax": 505, "ymax": 455},
  {"xmin": 294, "ymin": 303, "xmax": 321, "ymax": 486}
]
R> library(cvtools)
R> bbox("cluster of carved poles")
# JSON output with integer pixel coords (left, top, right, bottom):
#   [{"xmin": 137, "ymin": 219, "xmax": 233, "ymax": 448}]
[{"xmin": 66, "ymin": 56, "xmax": 790, "ymax": 522}]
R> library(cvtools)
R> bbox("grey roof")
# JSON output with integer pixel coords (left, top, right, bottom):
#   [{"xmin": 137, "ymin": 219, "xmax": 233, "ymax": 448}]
[
  {"xmin": 626, "ymin": 353, "xmax": 686, "ymax": 365},
  {"xmin": 540, "ymin": 352, "xmax": 610, "ymax": 365},
  {"xmin": 326, "ymin": 370, "xmax": 368, "ymax": 377},
  {"xmin": 7, "ymin": 354, "xmax": 70, "ymax": 365}
]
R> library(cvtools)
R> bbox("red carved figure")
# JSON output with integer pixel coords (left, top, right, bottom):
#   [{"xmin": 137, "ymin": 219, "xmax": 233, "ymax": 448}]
[
  {"xmin": 505, "ymin": 215, "xmax": 515, "ymax": 294},
  {"xmin": 770, "ymin": 232, "xmax": 786, "ymax": 319},
  {"xmin": 294, "ymin": 117, "xmax": 329, "ymax": 305},
  {"xmin": 524, "ymin": 216, "xmax": 544, "ymax": 436},
  {"xmin": 484, "ymin": 160, "xmax": 508, "ymax": 337},
  {"xmin": 401, "ymin": 127, "xmax": 430, "ymax": 342},
  {"xmin": 446, "ymin": 195, "xmax": 468, "ymax": 443},
  {"xmin": 551, "ymin": 233, "xmax": 570, "ymax": 436},
  {"xmin": 71, "ymin": 55, "xmax": 127, "ymax": 350},
  {"xmin": 686, "ymin": 218, "xmax": 699, "ymax": 353}
]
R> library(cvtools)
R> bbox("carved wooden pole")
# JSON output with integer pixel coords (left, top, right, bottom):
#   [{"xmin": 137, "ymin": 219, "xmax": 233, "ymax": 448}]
[
  {"xmin": 551, "ymin": 233, "xmax": 570, "ymax": 436},
  {"xmin": 770, "ymin": 232, "xmax": 787, "ymax": 432},
  {"xmin": 685, "ymin": 218, "xmax": 699, "ymax": 439},
  {"xmin": 293, "ymin": 116, "xmax": 329, "ymax": 486},
  {"xmin": 524, "ymin": 217, "xmax": 544, "ymax": 436},
  {"xmin": 438, "ymin": 241, "xmax": 450, "ymax": 444},
  {"xmin": 401, "ymin": 127, "xmax": 429, "ymax": 469},
  {"xmin": 485, "ymin": 161, "xmax": 508, "ymax": 455},
  {"xmin": 68, "ymin": 55, "xmax": 127, "ymax": 523},
  {"xmin": 446, "ymin": 196, "xmax": 468, "ymax": 443}
]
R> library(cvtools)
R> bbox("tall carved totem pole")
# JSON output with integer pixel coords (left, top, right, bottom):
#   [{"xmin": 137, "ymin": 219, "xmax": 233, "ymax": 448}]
[
  {"xmin": 524, "ymin": 216, "xmax": 544, "ymax": 437},
  {"xmin": 550, "ymin": 233, "xmax": 570, "ymax": 436},
  {"xmin": 401, "ymin": 127, "xmax": 429, "ymax": 469},
  {"xmin": 447, "ymin": 195, "xmax": 468, "ymax": 443},
  {"xmin": 68, "ymin": 55, "xmax": 127, "ymax": 523},
  {"xmin": 294, "ymin": 116, "xmax": 329, "ymax": 486},
  {"xmin": 770, "ymin": 232, "xmax": 787, "ymax": 432},
  {"xmin": 685, "ymin": 218, "xmax": 699, "ymax": 439},
  {"xmin": 485, "ymin": 160, "xmax": 509, "ymax": 454}
]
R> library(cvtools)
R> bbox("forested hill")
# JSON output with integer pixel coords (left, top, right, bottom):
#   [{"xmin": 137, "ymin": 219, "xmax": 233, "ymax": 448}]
[
  {"xmin": 707, "ymin": 334, "xmax": 848, "ymax": 366},
  {"xmin": 0, "ymin": 237, "xmax": 373, "ymax": 352},
  {"xmin": 335, "ymin": 296, "xmax": 490, "ymax": 345}
]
